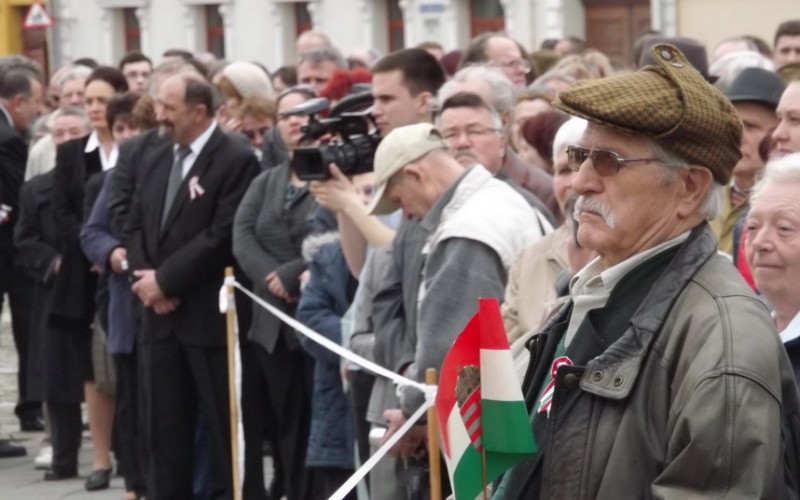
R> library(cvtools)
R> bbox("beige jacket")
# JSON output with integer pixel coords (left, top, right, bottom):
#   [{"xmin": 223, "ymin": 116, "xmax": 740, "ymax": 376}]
[
  {"xmin": 709, "ymin": 184, "xmax": 748, "ymax": 255},
  {"xmin": 501, "ymin": 224, "xmax": 569, "ymax": 344}
]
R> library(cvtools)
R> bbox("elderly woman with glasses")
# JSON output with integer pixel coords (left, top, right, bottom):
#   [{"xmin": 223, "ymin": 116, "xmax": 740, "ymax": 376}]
[
  {"xmin": 232, "ymin": 85, "xmax": 318, "ymax": 500},
  {"xmin": 745, "ymin": 152, "xmax": 800, "ymax": 385}
]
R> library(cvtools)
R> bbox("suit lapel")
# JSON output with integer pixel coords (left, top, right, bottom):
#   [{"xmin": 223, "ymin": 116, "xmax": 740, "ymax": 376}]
[{"xmin": 160, "ymin": 127, "xmax": 224, "ymax": 235}]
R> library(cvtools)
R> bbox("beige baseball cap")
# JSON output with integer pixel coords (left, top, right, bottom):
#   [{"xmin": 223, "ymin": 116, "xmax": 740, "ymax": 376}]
[{"xmin": 367, "ymin": 123, "xmax": 447, "ymax": 215}]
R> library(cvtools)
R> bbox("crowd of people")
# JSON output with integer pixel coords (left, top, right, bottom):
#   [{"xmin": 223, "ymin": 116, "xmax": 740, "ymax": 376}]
[{"xmin": 1, "ymin": 18, "xmax": 800, "ymax": 500}]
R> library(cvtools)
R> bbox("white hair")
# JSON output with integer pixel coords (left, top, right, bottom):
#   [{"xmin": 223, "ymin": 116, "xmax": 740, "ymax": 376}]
[
  {"xmin": 552, "ymin": 117, "xmax": 587, "ymax": 164},
  {"xmin": 528, "ymin": 72, "xmax": 576, "ymax": 96},
  {"xmin": 48, "ymin": 105, "xmax": 90, "ymax": 129},
  {"xmin": 647, "ymin": 140, "xmax": 724, "ymax": 220},
  {"xmin": 709, "ymin": 51, "xmax": 775, "ymax": 94},
  {"xmin": 437, "ymin": 65, "xmax": 514, "ymax": 117},
  {"xmin": 752, "ymin": 152, "xmax": 800, "ymax": 201},
  {"xmin": 58, "ymin": 65, "xmax": 92, "ymax": 93},
  {"xmin": 298, "ymin": 46, "xmax": 347, "ymax": 69}
]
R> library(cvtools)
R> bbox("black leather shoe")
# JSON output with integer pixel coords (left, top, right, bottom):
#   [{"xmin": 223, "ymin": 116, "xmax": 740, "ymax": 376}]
[
  {"xmin": 84, "ymin": 468, "xmax": 112, "ymax": 491},
  {"xmin": 20, "ymin": 416, "xmax": 45, "ymax": 432},
  {"xmin": 0, "ymin": 440, "xmax": 25, "ymax": 458},
  {"xmin": 44, "ymin": 465, "xmax": 78, "ymax": 480}
]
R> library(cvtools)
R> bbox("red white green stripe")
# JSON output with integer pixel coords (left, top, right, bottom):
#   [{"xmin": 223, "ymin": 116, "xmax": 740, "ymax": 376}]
[{"xmin": 436, "ymin": 299, "xmax": 537, "ymax": 500}]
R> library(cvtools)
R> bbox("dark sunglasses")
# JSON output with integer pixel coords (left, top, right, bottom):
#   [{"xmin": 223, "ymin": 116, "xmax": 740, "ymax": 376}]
[{"xmin": 566, "ymin": 145, "xmax": 660, "ymax": 176}]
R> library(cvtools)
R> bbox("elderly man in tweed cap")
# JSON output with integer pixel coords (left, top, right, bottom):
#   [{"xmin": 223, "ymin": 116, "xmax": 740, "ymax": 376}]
[{"xmin": 496, "ymin": 44, "xmax": 800, "ymax": 499}]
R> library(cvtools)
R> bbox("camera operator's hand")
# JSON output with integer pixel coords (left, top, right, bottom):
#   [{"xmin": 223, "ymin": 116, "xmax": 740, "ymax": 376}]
[{"xmin": 309, "ymin": 164, "xmax": 362, "ymax": 214}]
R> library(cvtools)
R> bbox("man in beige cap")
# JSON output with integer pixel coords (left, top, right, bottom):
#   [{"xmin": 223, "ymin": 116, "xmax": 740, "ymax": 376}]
[
  {"xmin": 496, "ymin": 44, "xmax": 800, "ymax": 499},
  {"xmin": 370, "ymin": 123, "xmax": 543, "ymax": 459}
]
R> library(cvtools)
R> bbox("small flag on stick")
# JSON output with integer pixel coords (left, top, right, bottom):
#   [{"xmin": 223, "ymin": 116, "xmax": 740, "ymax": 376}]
[{"xmin": 435, "ymin": 298, "xmax": 536, "ymax": 500}]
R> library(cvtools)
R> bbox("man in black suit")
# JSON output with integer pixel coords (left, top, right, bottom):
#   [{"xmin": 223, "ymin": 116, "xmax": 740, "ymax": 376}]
[
  {"xmin": 0, "ymin": 56, "xmax": 43, "ymax": 456},
  {"xmin": 127, "ymin": 72, "xmax": 259, "ymax": 499},
  {"xmin": 109, "ymin": 58, "xmax": 200, "ymax": 241}
]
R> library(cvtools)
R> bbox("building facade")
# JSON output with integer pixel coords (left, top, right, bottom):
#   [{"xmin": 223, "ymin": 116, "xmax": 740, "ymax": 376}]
[
  {"xmin": 0, "ymin": 0, "xmax": 796, "ymax": 77},
  {"xmin": 0, "ymin": 0, "xmax": 49, "ymax": 72}
]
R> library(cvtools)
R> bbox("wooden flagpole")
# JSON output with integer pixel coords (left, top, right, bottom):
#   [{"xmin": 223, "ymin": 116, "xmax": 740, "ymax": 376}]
[
  {"xmin": 224, "ymin": 267, "xmax": 242, "ymax": 500},
  {"xmin": 426, "ymin": 368, "xmax": 442, "ymax": 500},
  {"xmin": 482, "ymin": 448, "xmax": 488, "ymax": 500}
]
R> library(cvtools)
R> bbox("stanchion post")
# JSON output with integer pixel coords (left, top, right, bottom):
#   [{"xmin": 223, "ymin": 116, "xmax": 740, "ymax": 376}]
[
  {"xmin": 426, "ymin": 368, "xmax": 442, "ymax": 500},
  {"xmin": 224, "ymin": 267, "xmax": 242, "ymax": 500}
]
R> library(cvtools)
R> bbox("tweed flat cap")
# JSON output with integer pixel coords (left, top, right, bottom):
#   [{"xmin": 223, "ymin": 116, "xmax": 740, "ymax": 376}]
[
  {"xmin": 638, "ymin": 36, "xmax": 714, "ymax": 82},
  {"xmin": 554, "ymin": 43, "xmax": 743, "ymax": 184}
]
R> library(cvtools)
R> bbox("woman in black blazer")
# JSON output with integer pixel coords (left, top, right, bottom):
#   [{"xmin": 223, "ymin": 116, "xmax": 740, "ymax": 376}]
[
  {"xmin": 233, "ymin": 86, "xmax": 319, "ymax": 500},
  {"xmin": 46, "ymin": 66, "xmax": 127, "ymax": 488}
]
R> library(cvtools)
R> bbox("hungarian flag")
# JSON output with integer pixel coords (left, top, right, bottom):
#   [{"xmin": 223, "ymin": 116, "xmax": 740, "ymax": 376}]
[{"xmin": 436, "ymin": 298, "xmax": 536, "ymax": 499}]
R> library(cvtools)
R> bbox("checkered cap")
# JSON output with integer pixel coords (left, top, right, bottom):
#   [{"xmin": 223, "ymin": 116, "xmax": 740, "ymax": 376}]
[{"xmin": 553, "ymin": 43, "xmax": 742, "ymax": 184}]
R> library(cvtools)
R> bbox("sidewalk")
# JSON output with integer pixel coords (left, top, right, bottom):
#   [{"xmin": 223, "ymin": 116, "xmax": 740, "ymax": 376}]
[
  {"xmin": 0, "ymin": 431, "xmax": 125, "ymax": 499},
  {"xmin": 0, "ymin": 306, "xmax": 124, "ymax": 499},
  {"xmin": 0, "ymin": 303, "xmax": 276, "ymax": 499}
]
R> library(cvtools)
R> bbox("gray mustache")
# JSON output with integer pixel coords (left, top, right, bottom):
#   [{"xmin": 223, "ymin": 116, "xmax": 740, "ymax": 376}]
[{"xmin": 574, "ymin": 196, "xmax": 615, "ymax": 228}]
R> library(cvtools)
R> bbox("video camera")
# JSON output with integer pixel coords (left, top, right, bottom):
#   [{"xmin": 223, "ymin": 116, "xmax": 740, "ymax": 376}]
[{"xmin": 289, "ymin": 90, "xmax": 381, "ymax": 181}]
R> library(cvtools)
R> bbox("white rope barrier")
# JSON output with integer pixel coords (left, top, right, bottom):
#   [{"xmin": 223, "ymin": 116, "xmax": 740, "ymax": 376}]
[
  {"xmin": 221, "ymin": 276, "xmax": 439, "ymax": 500},
  {"xmin": 226, "ymin": 276, "xmax": 435, "ymax": 396},
  {"xmin": 329, "ymin": 394, "xmax": 434, "ymax": 500}
]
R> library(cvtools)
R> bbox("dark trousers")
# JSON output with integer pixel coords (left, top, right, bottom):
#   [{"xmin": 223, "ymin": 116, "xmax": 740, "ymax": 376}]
[
  {"xmin": 397, "ymin": 456, "xmax": 452, "ymax": 500},
  {"xmin": 47, "ymin": 400, "xmax": 81, "ymax": 470},
  {"xmin": 0, "ymin": 251, "xmax": 40, "ymax": 420},
  {"xmin": 245, "ymin": 336, "xmax": 313, "ymax": 500},
  {"xmin": 241, "ymin": 341, "xmax": 277, "ymax": 500},
  {"xmin": 194, "ymin": 415, "xmax": 211, "ymax": 500},
  {"xmin": 140, "ymin": 337, "xmax": 232, "ymax": 500},
  {"xmin": 348, "ymin": 370, "xmax": 374, "ymax": 469},
  {"xmin": 307, "ymin": 466, "xmax": 357, "ymax": 500},
  {"xmin": 113, "ymin": 352, "xmax": 146, "ymax": 494}
]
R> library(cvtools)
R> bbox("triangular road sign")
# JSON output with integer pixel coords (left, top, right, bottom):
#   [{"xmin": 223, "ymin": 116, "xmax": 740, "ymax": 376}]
[{"xmin": 24, "ymin": 2, "xmax": 54, "ymax": 29}]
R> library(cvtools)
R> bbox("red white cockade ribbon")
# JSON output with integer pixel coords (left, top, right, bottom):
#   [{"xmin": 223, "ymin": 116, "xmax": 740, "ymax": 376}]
[
  {"xmin": 189, "ymin": 176, "xmax": 205, "ymax": 200},
  {"xmin": 537, "ymin": 356, "xmax": 573, "ymax": 416}
]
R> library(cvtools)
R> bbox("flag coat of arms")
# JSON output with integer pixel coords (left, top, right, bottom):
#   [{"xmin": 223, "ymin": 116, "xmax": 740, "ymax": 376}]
[{"xmin": 436, "ymin": 298, "xmax": 537, "ymax": 499}]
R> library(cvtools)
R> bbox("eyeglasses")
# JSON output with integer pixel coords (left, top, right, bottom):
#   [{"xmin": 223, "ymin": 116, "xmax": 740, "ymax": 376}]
[
  {"xmin": 491, "ymin": 59, "xmax": 531, "ymax": 74},
  {"xmin": 440, "ymin": 125, "xmax": 502, "ymax": 142},
  {"xmin": 566, "ymin": 145, "xmax": 660, "ymax": 176},
  {"xmin": 243, "ymin": 126, "xmax": 272, "ymax": 140}
]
